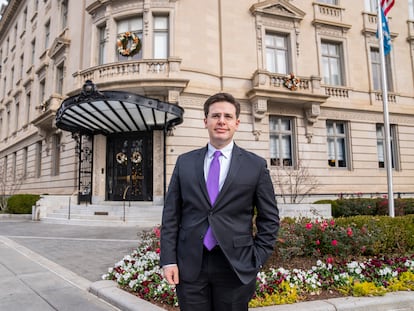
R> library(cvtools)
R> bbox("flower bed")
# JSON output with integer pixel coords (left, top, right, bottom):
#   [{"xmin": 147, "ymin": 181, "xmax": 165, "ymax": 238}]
[{"xmin": 103, "ymin": 217, "xmax": 414, "ymax": 309}]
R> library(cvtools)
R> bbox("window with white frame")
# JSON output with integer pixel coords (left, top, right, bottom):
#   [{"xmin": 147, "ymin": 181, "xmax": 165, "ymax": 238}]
[
  {"xmin": 15, "ymin": 100, "xmax": 19, "ymax": 133},
  {"xmin": 364, "ymin": 0, "xmax": 377, "ymax": 12},
  {"xmin": 3, "ymin": 155, "xmax": 8, "ymax": 180},
  {"xmin": 35, "ymin": 141, "xmax": 42, "ymax": 178},
  {"xmin": 23, "ymin": 7, "xmax": 28, "ymax": 30},
  {"xmin": 153, "ymin": 15, "xmax": 169, "ymax": 59},
  {"xmin": 98, "ymin": 24, "xmax": 106, "ymax": 65},
  {"xmin": 56, "ymin": 63, "xmax": 64, "ymax": 94},
  {"xmin": 370, "ymin": 47, "xmax": 393, "ymax": 91},
  {"xmin": 265, "ymin": 33, "xmax": 289, "ymax": 74},
  {"xmin": 410, "ymin": 0, "xmax": 414, "ymax": 20},
  {"xmin": 321, "ymin": 41, "xmax": 344, "ymax": 86},
  {"xmin": 117, "ymin": 17, "xmax": 143, "ymax": 61},
  {"xmin": 10, "ymin": 66, "xmax": 14, "ymax": 89},
  {"xmin": 25, "ymin": 91, "xmax": 31, "ymax": 125},
  {"xmin": 327, "ymin": 120, "xmax": 348, "ymax": 168},
  {"xmin": 31, "ymin": 39, "xmax": 36, "ymax": 65},
  {"xmin": 12, "ymin": 152, "xmax": 17, "ymax": 181},
  {"xmin": 20, "ymin": 54, "xmax": 24, "ymax": 80},
  {"xmin": 6, "ymin": 105, "xmax": 10, "ymax": 138},
  {"xmin": 318, "ymin": 0, "xmax": 338, "ymax": 6},
  {"xmin": 376, "ymin": 124, "xmax": 398, "ymax": 169},
  {"xmin": 51, "ymin": 134, "xmax": 60, "ymax": 176},
  {"xmin": 269, "ymin": 116, "xmax": 294, "ymax": 167},
  {"xmin": 61, "ymin": 0, "xmax": 68, "ymax": 30},
  {"xmin": 22, "ymin": 147, "xmax": 28, "ymax": 179},
  {"xmin": 39, "ymin": 79, "xmax": 46, "ymax": 103},
  {"xmin": 44, "ymin": 20, "xmax": 50, "ymax": 50}
]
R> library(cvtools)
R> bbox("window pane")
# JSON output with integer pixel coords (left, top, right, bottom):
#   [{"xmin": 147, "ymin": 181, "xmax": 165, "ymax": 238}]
[
  {"xmin": 321, "ymin": 42, "xmax": 343, "ymax": 85},
  {"xmin": 154, "ymin": 33, "xmax": 168, "ymax": 58},
  {"xmin": 265, "ymin": 33, "xmax": 288, "ymax": 74},
  {"xmin": 281, "ymin": 135, "xmax": 291, "ymax": 159},
  {"xmin": 276, "ymin": 50, "xmax": 287, "ymax": 74},
  {"xmin": 319, "ymin": 0, "xmax": 338, "ymax": 4},
  {"xmin": 326, "ymin": 121, "xmax": 348, "ymax": 168},
  {"xmin": 270, "ymin": 136, "xmax": 277, "ymax": 158},
  {"xmin": 280, "ymin": 119, "xmax": 291, "ymax": 131},
  {"xmin": 154, "ymin": 16, "xmax": 168, "ymax": 29},
  {"xmin": 269, "ymin": 116, "xmax": 293, "ymax": 167}
]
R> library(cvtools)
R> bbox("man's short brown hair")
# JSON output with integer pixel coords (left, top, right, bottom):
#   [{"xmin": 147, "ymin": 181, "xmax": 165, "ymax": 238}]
[{"xmin": 203, "ymin": 93, "xmax": 241, "ymax": 118}]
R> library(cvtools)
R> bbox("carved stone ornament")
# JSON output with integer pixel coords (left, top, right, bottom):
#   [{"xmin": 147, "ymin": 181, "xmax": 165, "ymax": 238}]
[
  {"xmin": 250, "ymin": 98, "xmax": 268, "ymax": 141},
  {"xmin": 304, "ymin": 104, "xmax": 321, "ymax": 143}
]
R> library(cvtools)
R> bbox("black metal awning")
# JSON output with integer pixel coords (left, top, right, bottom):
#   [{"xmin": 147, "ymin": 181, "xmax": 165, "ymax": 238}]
[{"xmin": 55, "ymin": 80, "xmax": 184, "ymax": 135}]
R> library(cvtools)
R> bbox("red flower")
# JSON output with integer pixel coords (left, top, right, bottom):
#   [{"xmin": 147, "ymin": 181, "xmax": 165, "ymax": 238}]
[
  {"xmin": 347, "ymin": 228, "xmax": 353, "ymax": 237},
  {"xmin": 326, "ymin": 257, "xmax": 334, "ymax": 264},
  {"xmin": 306, "ymin": 223, "xmax": 313, "ymax": 230},
  {"xmin": 153, "ymin": 227, "xmax": 161, "ymax": 238},
  {"xmin": 316, "ymin": 240, "xmax": 320, "ymax": 245},
  {"xmin": 331, "ymin": 240, "xmax": 338, "ymax": 246}
]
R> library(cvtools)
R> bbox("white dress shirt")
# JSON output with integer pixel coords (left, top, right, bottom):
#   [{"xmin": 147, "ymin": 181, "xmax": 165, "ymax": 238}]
[{"xmin": 204, "ymin": 141, "xmax": 233, "ymax": 190}]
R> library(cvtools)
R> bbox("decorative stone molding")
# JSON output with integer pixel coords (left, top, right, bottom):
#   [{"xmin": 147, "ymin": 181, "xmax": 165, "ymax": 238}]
[
  {"xmin": 168, "ymin": 90, "xmax": 180, "ymax": 103},
  {"xmin": 250, "ymin": 97, "xmax": 268, "ymax": 141},
  {"xmin": 304, "ymin": 103, "xmax": 321, "ymax": 143},
  {"xmin": 252, "ymin": 98, "xmax": 268, "ymax": 120}
]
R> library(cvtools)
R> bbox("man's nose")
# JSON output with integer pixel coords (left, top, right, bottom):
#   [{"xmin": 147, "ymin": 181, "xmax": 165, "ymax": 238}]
[{"xmin": 217, "ymin": 115, "xmax": 226, "ymax": 123}]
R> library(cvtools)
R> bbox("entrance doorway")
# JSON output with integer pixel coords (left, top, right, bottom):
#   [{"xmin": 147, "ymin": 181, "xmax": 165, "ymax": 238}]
[{"xmin": 106, "ymin": 133, "xmax": 153, "ymax": 201}]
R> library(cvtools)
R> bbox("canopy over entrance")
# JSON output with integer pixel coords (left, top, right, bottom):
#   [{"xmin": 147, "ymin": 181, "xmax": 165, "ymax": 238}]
[{"xmin": 55, "ymin": 80, "xmax": 184, "ymax": 135}]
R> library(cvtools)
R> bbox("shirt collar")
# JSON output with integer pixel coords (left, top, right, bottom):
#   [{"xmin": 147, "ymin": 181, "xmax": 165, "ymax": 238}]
[{"xmin": 207, "ymin": 141, "xmax": 234, "ymax": 159}]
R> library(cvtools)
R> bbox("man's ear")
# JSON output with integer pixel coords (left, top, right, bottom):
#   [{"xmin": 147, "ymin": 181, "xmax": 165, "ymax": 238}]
[{"xmin": 204, "ymin": 118, "xmax": 207, "ymax": 128}]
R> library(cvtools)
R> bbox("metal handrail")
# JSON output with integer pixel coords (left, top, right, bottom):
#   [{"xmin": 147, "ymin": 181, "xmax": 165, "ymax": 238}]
[{"xmin": 122, "ymin": 186, "xmax": 131, "ymax": 222}]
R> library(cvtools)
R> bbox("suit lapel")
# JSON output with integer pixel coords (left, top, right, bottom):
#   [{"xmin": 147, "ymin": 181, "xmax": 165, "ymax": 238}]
[
  {"xmin": 196, "ymin": 146, "xmax": 210, "ymax": 204},
  {"xmin": 215, "ymin": 144, "xmax": 242, "ymax": 205}
]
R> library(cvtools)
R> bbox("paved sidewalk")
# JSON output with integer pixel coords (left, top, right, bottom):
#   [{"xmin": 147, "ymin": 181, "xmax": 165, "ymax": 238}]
[
  {"xmin": 0, "ymin": 236, "xmax": 117, "ymax": 311},
  {"xmin": 1, "ymin": 219, "xmax": 414, "ymax": 311}
]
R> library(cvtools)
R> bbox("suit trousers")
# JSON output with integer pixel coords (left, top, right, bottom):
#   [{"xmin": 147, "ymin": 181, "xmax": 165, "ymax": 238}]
[{"xmin": 176, "ymin": 246, "xmax": 256, "ymax": 311}]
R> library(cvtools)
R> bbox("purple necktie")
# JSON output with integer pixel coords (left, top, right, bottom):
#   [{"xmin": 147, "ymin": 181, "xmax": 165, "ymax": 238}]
[{"xmin": 203, "ymin": 150, "xmax": 221, "ymax": 250}]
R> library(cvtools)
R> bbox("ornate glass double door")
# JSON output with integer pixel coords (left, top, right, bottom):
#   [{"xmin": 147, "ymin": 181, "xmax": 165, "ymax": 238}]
[{"xmin": 106, "ymin": 133, "xmax": 153, "ymax": 201}]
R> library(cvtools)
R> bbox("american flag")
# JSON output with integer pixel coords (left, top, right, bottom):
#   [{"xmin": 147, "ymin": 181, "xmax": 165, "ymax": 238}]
[
  {"xmin": 381, "ymin": 0, "xmax": 395, "ymax": 16},
  {"xmin": 379, "ymin": 0, "xmax": 394, "ymax": 55}
]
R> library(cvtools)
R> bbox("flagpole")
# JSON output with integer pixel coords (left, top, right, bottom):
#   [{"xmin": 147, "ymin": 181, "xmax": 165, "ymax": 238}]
[{"xmin": 377, "ymin": 0, "xmax": 395, "ymax": 217}]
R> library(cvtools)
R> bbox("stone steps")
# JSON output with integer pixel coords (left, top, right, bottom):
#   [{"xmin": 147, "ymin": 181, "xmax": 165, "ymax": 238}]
[{"xmin": 41, "ymin": 203, "xmax": 163, "ymax": 227}]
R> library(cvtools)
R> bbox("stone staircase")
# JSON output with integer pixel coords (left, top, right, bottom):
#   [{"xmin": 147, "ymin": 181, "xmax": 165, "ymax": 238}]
[{"xmin": 36, "ymin": 196, "xmax": 163, "ymax": 227}]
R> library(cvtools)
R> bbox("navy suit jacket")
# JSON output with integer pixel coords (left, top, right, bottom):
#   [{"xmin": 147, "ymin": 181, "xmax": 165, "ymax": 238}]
[{"xmin": 160, "ymin": 144, "xmax": 279, "ymax": 284}]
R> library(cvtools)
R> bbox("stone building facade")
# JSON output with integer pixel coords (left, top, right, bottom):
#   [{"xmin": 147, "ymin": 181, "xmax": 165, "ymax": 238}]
[{"xmin": 0, "ymin": 0, "xmax": 413, "ymax": 209}]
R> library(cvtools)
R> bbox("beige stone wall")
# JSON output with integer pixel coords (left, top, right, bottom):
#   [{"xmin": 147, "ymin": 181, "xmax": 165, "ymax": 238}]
[{"xmin": 0, "ymin": 0, "xmax": 413, "ymax": 202}]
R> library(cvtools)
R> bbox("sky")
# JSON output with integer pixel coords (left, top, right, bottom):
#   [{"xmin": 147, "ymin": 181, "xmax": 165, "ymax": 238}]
[{"xmin": 0, "ymin": 0, "xmax": 7, "ymax": 19}]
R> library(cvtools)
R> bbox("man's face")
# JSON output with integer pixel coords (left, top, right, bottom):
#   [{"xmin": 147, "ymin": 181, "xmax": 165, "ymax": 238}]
[{"xmin": 204, "ymin": 101, "xmax": 240, "ymax": 149}]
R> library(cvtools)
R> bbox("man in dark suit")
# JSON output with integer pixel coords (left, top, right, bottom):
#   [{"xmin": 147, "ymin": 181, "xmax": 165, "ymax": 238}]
[{"xmin": 160, "ymin": 93, "xmax": 279, "ymax": 311}]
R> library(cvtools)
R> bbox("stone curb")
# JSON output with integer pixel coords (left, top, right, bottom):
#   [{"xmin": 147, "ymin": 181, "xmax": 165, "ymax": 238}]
[
  {"xmin": 257, "ymin": 291, "xmax": 414, "ymax": 311},
  {"xmin": 90, "ymin": 280, "xmax": 166, "ymax": 311},
  {"xmin": 90, "ymin": 280, "xmax": 414, "ymax": 311},
  {"xmin": 0, "ymin": 213, "xmax": 32, "ymax": 220}
]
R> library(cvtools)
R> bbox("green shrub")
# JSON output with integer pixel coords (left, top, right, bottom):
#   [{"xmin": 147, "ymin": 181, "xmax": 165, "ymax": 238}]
[
  {"xmin": 6, "ymin": 194, "xmax": 40, "ymax": 214},
  {"xmin": 335, "ymin": 215, "xmax": 414, "ymax": 255},
  {"xmin": 277, "ymin": 215, "xmax": 414, "ymax": 261},
  {"xmin": 325, "ymin": 197, "xmax": 414, "ymax": 217}
]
